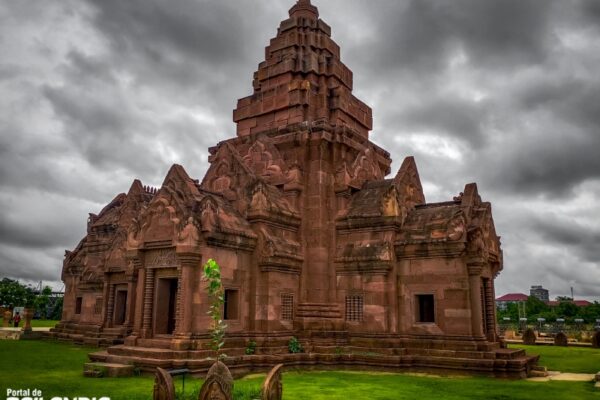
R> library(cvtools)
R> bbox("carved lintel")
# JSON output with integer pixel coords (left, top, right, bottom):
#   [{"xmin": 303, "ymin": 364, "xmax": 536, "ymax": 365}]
[
  {"xmin": 175, "ymin": 250, "xmax": 202, "ymax": 268},
  {"xmin": 467, "ymin": 261, "xmax": 484, "ymax": 276}
]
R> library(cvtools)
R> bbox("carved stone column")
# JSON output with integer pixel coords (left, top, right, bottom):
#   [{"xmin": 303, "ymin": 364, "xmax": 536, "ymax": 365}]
[
  {"xmin": 105, "ymin": 283, "xmax": 116, "ymax": 328},
  {"xmin": 484, "ymin": 278, "xmax": 496, "ymax": 341},
  {"xmin": 172, "ymin": 250, "xmax": 201, "ymax": 350},
  {"xmin": 141, "ymin": 267, "xmax": 155, "ymax": 338},
  {"xmin": 123, "ymin": 257, "xmax": 142, "ymax": 331},
  {"xmin": 467, "ymin": 260, "xmax": 484, "ymax": 338}
]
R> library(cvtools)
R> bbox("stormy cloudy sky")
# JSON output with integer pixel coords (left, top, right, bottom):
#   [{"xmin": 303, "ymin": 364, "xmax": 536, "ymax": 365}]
[{"xmin": 1, "ymin": 0, "xmax": 599, "ymax": 301}]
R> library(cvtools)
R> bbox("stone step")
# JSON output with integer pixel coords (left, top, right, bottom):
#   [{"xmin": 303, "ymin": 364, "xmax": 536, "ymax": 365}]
[
  {"xmin": 494, "ymin": 348, "xmax": 526, "ymax": 360},
  {"xmin": 137, "ymin": 338, "xmax": 173, "ymax": 349},
  {"xmin": 83, "ymin": 362, "xmax": 134, "ymax": 378}
]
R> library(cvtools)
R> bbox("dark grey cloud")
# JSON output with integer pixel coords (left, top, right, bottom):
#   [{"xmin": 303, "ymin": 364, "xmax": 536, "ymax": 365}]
[{"xmin": 0, "ymin": 0, "xmax": 599, "ymax": 300}]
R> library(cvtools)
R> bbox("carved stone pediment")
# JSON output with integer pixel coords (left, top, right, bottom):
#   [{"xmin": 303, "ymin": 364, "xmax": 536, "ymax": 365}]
[{"xmin": 139, "ymin": 198, "xmax": 180, "ymax": 243}]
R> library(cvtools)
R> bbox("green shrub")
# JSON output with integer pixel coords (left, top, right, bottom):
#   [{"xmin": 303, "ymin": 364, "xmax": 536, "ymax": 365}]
[
  {"xmin": 288, "ymin": 336, "xmax": 303, "ymax": 354},
  {"xmin": 245, "ymin": 339, "xmax": 257, "ymax": 355}
]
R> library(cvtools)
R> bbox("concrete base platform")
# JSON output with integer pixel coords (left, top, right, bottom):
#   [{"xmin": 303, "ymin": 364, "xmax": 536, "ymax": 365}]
[{"xmin": 83, "ymin": 362, "xmax": 134, "ymax": 378}]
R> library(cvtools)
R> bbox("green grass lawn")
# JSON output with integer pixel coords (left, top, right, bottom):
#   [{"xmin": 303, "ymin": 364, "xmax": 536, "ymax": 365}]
[
  {"xmin": 0, "ymin": 340, "xmax": 598, "ymax": 400},
  {"xmin": 30, "ymin": 319, "xmax": 60, "ymax": 328},
  {"xmin": 510, "ymin": 344, "xmax": 600, "ymax": 374}
]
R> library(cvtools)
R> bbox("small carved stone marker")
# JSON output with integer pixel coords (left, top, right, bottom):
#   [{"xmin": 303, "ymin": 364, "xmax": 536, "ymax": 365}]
[
  {"xmin": 198, "ymin": 361, "xmax": 233, "ymax": 400},
  {"xmin": 261, "ymin": 364, "xmax": 284, "ymax": 400},
  {"xmin": 153, "ymin": 367, "xmax": 175, "ymax": 400},
  {"xmin": 554, "ymin": 332, "xmax": 568, "ymax": 347},
  {"xmin": 522, "ymin": 328, "xmax": 536, "ymax": 345}
]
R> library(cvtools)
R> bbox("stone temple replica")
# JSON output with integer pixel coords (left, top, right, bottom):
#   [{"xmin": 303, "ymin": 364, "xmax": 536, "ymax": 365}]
[{"xmin": 51, "ymin": 0, "xmax": 538, "ymax": 377}]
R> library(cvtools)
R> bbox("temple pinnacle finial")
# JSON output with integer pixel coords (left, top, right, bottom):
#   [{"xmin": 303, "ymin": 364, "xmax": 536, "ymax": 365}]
[{"xmin": 289, "ymin": 0, "xmax": 319, "ymax": 19}]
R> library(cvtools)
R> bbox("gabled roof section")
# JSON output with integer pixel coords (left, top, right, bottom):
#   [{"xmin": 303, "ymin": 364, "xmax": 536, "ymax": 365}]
[
  {"xmin": 393, "ymin": 156, "xmax": 425, "ymax": 207},
  {"xmin": 345, "ymin": 179, "xmax": 395, "ymax": 218},
  {"xmin": 397, "ymin": 202, "xmax": 466, "ymax": 244}
]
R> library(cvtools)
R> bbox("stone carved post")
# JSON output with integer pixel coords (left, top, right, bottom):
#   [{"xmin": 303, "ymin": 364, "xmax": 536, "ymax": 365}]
[
  {"xmin": 261, "ymin": 364, "xmax": 284, "ymax": 400},
  {"xmin": 198, "ymin": 361, "xmax": 233, "ymax": 400},
  {"xmin": 173, "ymin": 217, "xmax": 201, "ymax": 349},
  {"xmin": 124, "ymin": 257, "xmax": 142, "ymax": 330},
  {"xmin": 142, "ymin": 268, "xmax": 156, "ymax": 338},
  {"xmin": 22, "ymin": 308, "xmax": 33, "ymax": 332},
  {"xmin": 105, "ymin": 283, "xmax": 116, "ymax": 328},
  {"xmin": 467, "ymin": 261, "xmax": 484, "ymax": 338},
  {"xmin": 153, "ymin": 367, "xmax": 175, "ymax": 400},
  {"xmin": 3, "ymin": 310, "xmax": 12, "ymax": 327},
  {"xmin": 174, "ymin": 253, "xmax": 200, "ymax": 337}
]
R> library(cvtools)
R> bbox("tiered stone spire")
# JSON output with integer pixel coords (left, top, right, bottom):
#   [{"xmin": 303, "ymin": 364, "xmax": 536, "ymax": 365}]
[{"xmin": 233, "ymin": 0, "xmax": 373, "ymax": 138}]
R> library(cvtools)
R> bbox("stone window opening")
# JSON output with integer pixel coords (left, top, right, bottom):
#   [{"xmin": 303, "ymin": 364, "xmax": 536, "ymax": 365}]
[
  {"xmin": 345, "ymin": 295, "xmax": 363, "ymax": 322},
  {"xmin": 223, "ymin": 289, "xmax": 240, "ymax": 320},
  {"xmin": 281, "ymin": 293, "xmax": 294, "ymax": 321},
  {"xmin": 75, "ymin": 297, "xmax": 83, "ymax": 314},
  {"xmin": 416, "ymin": 294, "xmax": 435, "ymax": 323},
  {"xmin": 94, "ymin": 297, "xmax": 103, "ymax": 315}
]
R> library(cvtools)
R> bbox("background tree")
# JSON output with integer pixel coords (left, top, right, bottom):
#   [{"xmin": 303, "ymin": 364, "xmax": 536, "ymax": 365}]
[
  {"xmin": 34, "ymin": 286, "xmax": 53, "ymax": 318},
  {"xmin": 0, "ymin": 278, "xmax": 35, "ymax": 308}
]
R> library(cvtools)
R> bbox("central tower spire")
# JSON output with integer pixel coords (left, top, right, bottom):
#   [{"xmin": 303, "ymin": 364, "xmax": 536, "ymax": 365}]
[
  {"xmin": 233, "ymin": 0, "xmax": 373, "ymax": 139},
  {"xmin": 289, "ymin": 0, "xmax": 319, "ymax": 19}
]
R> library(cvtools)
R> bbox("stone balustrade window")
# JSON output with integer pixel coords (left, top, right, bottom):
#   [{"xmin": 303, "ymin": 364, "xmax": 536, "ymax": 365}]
[
  {"xmin": 94, "ymin": 297, "xmax": 103, "ymax": 314},
  {"xmin": 345, "ymin": 295, "xmax": 363, "ymax": 321},
  {"xmin": 281, "ymin": 293, "xmax": 294, "ymax": 321}
]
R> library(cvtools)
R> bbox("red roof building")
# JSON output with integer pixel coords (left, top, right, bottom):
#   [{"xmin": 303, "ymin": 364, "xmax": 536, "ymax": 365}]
[
  {"xmin": 496, "ymin": 293, "xmax": 528, "ymax": 302},
  {"xmin": 546, "ymin": 300, "xmax": 592, "ymax": 307}
]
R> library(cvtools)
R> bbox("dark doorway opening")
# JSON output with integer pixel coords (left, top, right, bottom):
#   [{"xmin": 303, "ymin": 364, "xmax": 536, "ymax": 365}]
[
  {"xmin": 114, "ymin": 290, "xmax": 127, "ymax": 325},
  {"xmin": 417, "ymin": 294, "xmax": 435, "ymax": 323},
  {"xmin": 154, "ymin": 278, "xmax": 178, "ymax": 335}
]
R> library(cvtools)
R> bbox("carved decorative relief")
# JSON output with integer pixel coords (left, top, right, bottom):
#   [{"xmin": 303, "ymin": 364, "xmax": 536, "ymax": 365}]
[
  {"xmin": 127, "ymin": 218, "xmax": 141, "ymax": 249},
  {"xmin": 243, "ymin": 137, "xmax": 285, "ymax": 180},
  {"xmin": 467, "ymin": 229, "xmax": 488, "ymax": 258},
  {"xmin": 446, "ymin": 215, "xmax": 466, "ymax": 241},
  {"xmin": 249, "ymin": 182, "xmax": 269, "ymax": 213},
  {"xmin": 200, "ymin": 197, "xmax": 219, "ymax": 232},
  {"xmin": 140, "ymin": 198, "xmax": 180, "ymax": 242},
  {"xmin": 261, "ymin": 364, "xmax": 284, "ymax": 400},
  {"xmin": 153, "ymin": 367, "xmax": 175, "ymax": 400},
  {"xmin": 350, "ymin": 147, "xmax": 381, "ymax": 185},
  {"xmin": 177, "ymin": 217, "xmax": 201, "ymax": 247},
  {"xmin": 145, "ymin": 249, "xmax": 178, "ymax": 268},
  {"xmin": 381, "ymin": 186, "xmax": 400, "ymax": 217},
  {"xmin": 198, "ymin": 361, "xmax": 233, "ymax": 400}
]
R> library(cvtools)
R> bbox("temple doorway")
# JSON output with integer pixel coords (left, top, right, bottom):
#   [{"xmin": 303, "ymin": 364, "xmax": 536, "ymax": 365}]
[
  {"xmin": 154, "ymin": 277, "xmax": 178, "ymax": 335},
  {"xmin": 113, "ymin": 290, "xmax": 127, "ymax": 325}
]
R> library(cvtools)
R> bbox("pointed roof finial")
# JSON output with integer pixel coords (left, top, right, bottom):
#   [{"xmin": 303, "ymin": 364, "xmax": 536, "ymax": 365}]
[{"xmin": 289, "ymin": 0, "xmax": 319, "ymax": 19}]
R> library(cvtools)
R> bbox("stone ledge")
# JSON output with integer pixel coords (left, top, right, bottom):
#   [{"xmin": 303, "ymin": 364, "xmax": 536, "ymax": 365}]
[{"xmin": 83, "ymin": 362, "xmax": 134, "ymax": 378}]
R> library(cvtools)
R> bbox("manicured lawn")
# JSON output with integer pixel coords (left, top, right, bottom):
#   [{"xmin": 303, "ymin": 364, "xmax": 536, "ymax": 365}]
[
  {"xmin": 30, "ymin": 319, "xmax": 60, "ymax": 328},
  {"xmin": 0, "ymin": 340, "xmax": 598, "ymax": 400},
  {"xmin": 510, "ymin": 344, "xmax": 600, "ymax": 374}
]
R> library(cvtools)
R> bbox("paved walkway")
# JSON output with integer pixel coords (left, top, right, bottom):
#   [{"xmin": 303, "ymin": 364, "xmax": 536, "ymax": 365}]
[
  {"xmin": 0, "ymin": 327, "xmax": 52, "ymax": 331},
  {"xmin": 527, "ymin": 371, "xmax": 596, "ymax": 382}
]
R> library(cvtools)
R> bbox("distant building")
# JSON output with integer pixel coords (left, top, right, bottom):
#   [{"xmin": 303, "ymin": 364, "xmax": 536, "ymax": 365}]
[
  {"xmin": 496, "ymin": 293, "xmax": 528, "ymax": 311},
  {"xmin": 546, "ymin": 300, "xmax": 592, "ymax": 307},
  {"xmin": 530, "ymin": 285, "xmax": 549, "ymax": 302}
]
